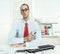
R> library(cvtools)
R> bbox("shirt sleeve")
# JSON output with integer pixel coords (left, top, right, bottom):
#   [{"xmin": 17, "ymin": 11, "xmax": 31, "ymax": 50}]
[
  {"xmin": 8, "ymin": 21, "xmax": 24, "ymax": 45},
  {"xmin": 26, "ymin": 21, "xmax": 42, "ymax": 47}
]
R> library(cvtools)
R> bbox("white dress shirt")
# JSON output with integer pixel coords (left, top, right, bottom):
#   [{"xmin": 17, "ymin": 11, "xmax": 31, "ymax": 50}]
[{"xmin": 8, "ymin": 18, "xmax": 42, "ymax": 47}]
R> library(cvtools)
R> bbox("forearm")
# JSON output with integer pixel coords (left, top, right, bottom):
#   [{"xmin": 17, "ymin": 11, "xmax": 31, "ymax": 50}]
[
  {"xmin": 26, "ymin": 33, "xmax": 41, "ymax": 47},
  {"xmin": 10, "ymin": 43, "xmax": 26, "ymax": 48}
]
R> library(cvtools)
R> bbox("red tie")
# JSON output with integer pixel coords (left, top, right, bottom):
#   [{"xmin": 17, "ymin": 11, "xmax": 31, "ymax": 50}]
[{"xmin": 24, "ymin": 23, "xmax": 29, "ymax": 37}]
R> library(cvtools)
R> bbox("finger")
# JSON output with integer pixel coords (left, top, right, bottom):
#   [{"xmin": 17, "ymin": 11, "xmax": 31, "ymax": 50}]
[{"xmin": 29, "ymin": 32, "xmax": 32, "ymax": 35}]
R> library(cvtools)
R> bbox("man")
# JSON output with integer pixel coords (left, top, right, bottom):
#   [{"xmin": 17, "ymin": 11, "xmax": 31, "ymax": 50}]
[{"xmin": 8, "ymin": 4, "xmax": 41, "ymax": 47}]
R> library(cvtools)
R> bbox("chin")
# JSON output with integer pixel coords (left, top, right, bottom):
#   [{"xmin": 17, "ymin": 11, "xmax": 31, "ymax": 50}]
[{"xmin": 24, "ymin": 16, "xmax": 28, "ymax": 18}]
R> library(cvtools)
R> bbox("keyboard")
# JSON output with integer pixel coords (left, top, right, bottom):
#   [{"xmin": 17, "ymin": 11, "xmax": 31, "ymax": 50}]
[
  {"xmin": 38, "ymin": 45, "xmax": 55, "ymax": 51},
  {"xmin": 16, "ymin": 45, "xmax": 55, "ymax": 53},
  {"xmin": 26, "ymin": 45, "xmax": 55, "ymax": 53}
]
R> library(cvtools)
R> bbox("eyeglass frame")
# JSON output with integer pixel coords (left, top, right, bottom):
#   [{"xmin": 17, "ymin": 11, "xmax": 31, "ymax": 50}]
[{"xmin": 21, "ymin": 8, "xmax": 29, "ymax": 12}]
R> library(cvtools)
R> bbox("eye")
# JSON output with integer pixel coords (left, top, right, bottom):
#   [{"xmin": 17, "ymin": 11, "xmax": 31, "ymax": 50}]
[
  {"xmin": 21, "ymin": 8, "xmax": 29, "ymax": 12},
  {"xmin": 21, "ymin": 9, "xmax": 24, "ymax": 11},
  {"xmin": 25, "ymin": 9, "xmax": 28, "ymax": 11}
]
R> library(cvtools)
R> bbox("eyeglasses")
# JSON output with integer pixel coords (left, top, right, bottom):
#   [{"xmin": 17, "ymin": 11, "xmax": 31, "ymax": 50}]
[{"xmin": 21, "ymin": 8, "xmax": 29, "ymax": 12}]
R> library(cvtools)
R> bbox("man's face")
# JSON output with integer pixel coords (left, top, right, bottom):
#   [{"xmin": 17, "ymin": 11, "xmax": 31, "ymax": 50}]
[{"xmin": 21, "ymin": 5, "xmax": 29, "ymax": 19}]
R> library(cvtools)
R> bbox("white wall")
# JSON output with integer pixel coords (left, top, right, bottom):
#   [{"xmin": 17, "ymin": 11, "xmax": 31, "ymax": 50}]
[
  {"xmin": 0, "ymin": 0, "xmax": 12, "ymax": 44},
  {"xmin": 33, "ymin": 0, "xmax": 60, "ymax": 20}
]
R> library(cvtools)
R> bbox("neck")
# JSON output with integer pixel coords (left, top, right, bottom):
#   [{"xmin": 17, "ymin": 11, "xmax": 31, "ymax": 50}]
[{"xmin": 23, "ymin": 17, "xmax": 29, "ymax": 22}]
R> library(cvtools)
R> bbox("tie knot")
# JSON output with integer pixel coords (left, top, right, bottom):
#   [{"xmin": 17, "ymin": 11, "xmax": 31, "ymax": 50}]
[{"xmin": 25, "ymin": 23, "xmax": 28, "ymax": 25}]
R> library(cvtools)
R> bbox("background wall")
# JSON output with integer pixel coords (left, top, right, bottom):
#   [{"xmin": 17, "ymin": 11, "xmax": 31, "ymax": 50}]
[
  {"xmin": 33, "ymin": 0, "xmax": 60, "ymax": 20},
  {"xmin": 0, "ymin": 0, "xmax": 12, "ymax": 44},
  {"xmin": 0, "ymin": 0, "xmax": 60, "ymax": 45}
]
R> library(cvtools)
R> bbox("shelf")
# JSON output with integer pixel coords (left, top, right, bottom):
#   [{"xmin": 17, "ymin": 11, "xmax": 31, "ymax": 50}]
[
  {"xmin": 42, "ymin": 36, "xmax": 60, "ymax": 38},
  {"xmin": 35, "ymin": 19, "xmax": 58, "ymax": 25},
  {"xmin": 40, "ymin": 23, "xmax": 58, "ymax": 25}
]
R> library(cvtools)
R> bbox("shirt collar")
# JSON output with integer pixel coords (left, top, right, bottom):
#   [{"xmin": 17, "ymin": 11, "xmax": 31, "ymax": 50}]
[{"xmin": 22, "ymin": 17, "xmax": 30, "ymax": 24}]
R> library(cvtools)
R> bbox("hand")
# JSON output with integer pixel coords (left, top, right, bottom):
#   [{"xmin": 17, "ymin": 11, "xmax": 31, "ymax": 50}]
[
  {"xmin": 27, "ymin": 32, "xmax": 34, "ymax": 42},
  {"xmin": 24, "ymin": 32, "xmax": 34, "ymax": 42},
  {"xmin": 24, "ymin": 37, "xmax": 28, "ymax": 42}
]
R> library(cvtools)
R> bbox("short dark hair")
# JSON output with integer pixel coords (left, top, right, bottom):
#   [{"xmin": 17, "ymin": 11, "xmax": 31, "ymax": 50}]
[{"xmin": 20, "ymin": 3, "xmax": 29, "ymax": 10}]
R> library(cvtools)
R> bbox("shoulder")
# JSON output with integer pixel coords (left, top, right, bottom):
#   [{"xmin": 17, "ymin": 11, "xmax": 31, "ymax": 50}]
[
  {"xmin": 12, "ymin": 19, "xmax": 23, "ymax": 26},
  {"xmin": 14, "ymin": 19, "xmax": 22, "ymax": 23}
]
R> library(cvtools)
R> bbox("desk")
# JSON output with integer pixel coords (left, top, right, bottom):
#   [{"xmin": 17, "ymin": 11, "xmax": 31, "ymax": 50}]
[
  {"xmin": 53, "ymin": 45, "xmax": 60, "ymax": 54},
  {"xmin": 0, "ymin": 45, "xmax": 60, "ymax": 54}
]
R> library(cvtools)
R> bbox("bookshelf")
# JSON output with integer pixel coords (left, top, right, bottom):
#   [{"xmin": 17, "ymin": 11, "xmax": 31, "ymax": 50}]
[
  {"xmin": 40, "ymin": 22, "xmax": 58, "ymax": 37},
  {"xmin": 42, "ymin": 36, "xmax": 59, "ymax": 38},
  {"xmin": 39, "ymin": 22, "xmax": 60, "ymax": 45},
  {"xmin": 35, "ymin": 19, "xmax": 59, "ymax": 38},
  {"xmin": 40, "ymin": 22, "xmax": 60, "ymax": 45},
  {"xmin": 40, "ymin": 23, "xmax": 57, "ymax": 36}
]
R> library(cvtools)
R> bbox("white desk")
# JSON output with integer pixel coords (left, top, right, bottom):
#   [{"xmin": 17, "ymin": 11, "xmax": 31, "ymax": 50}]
[
  {"xmin": 0, "ymin": 45, "xmax": 60, "ymax": 54},
  {"xmin": 53, "ymin": 45, "xmax": 60, "ymax": 54}
]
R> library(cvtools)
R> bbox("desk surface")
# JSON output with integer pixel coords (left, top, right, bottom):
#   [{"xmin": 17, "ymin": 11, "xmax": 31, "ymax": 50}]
[{"xmin": 0, "ymin": 45, "xmax": 60, "ymax": 54}]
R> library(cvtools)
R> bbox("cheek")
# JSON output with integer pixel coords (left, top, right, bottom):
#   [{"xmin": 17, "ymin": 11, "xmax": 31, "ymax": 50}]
[
  {"xmin": 26, "ymin": 11, "xmax": 29, "ymax": 15},
  {"xmin": 21, "ymin": 12, "xmax": 24, "ymax": 15}
]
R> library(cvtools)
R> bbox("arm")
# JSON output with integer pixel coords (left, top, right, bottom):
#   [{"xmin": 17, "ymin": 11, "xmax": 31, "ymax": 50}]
[{"xmin": 8, "ymin": 21, "xmax": 24, "ymax": 47}]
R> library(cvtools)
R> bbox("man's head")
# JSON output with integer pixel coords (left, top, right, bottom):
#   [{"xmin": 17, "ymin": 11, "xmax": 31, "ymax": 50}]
[{"xmin": 20, "ymin": 4, "xmax": 29, "ymax": 19}]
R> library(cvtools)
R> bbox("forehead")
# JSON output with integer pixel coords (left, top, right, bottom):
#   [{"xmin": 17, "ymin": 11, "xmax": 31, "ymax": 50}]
[{"xmin": 21, "ymin": 5, "xmax": 28, "ymax": 9}]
